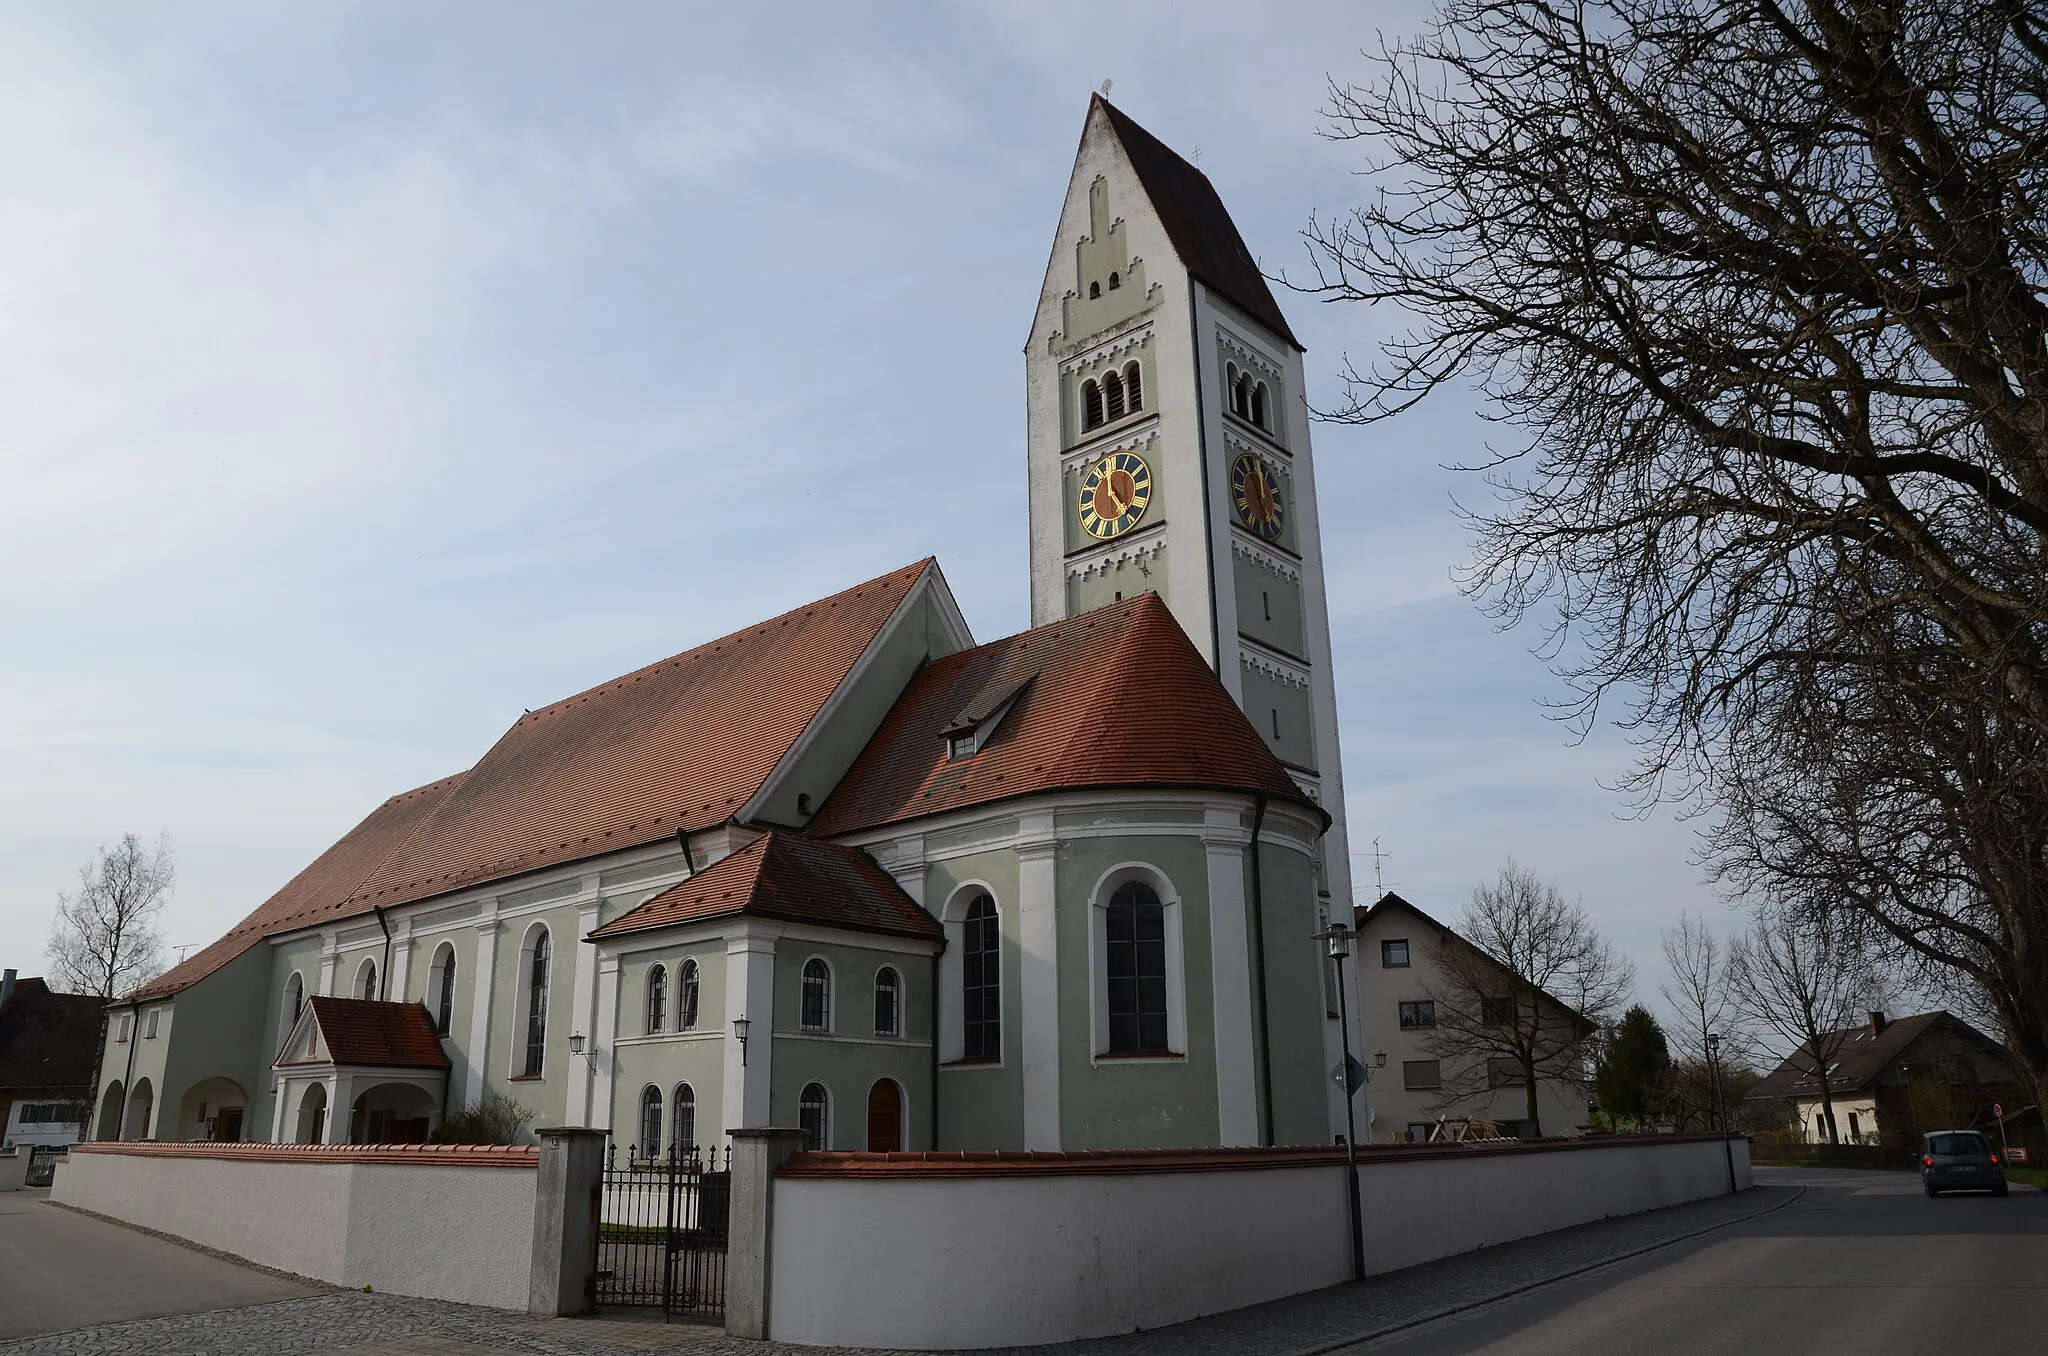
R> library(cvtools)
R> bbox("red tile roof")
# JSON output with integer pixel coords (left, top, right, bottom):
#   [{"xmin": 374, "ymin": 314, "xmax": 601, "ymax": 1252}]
[
  {"xmin": 284, "ymin": 996, "xmax": 451, "ymax": 1070},
  {"xmin": 132, "ymin": 561, "xmax": 936, "ymax": 1002},
  {"xmin": 590, "ymin": 830, "xmax": 940, "ymax": 942},
  {"xmin": 810, "ymin": 592, "xmax": 1320, "ymax": 836}
]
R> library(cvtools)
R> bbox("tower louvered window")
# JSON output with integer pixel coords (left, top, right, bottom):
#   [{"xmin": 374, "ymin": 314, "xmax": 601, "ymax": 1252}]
[
  {"xmin": 1104, "ymin": 370, "xmax": 1126, "ymax": 420},
  {"xmin": 1124, "ymin": 362, "xmax": 1142, "ymax": 412},
  {"xmin": 1082, "ymin": 379, "xmax": 1104, "ymax": 430},
  {"xmin": 1251, "ymin": 381, "xmax": 1269, "ymax": 430}
]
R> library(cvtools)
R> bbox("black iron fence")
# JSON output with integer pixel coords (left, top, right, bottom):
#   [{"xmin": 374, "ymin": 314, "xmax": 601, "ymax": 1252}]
[
  {"xmin": 25, "ymin": 1145, "xmax": 66, "ymax": 1188},
  {"xmin": 596, "ymin": 1142, "xmax": 731, "ymax": 1322}
]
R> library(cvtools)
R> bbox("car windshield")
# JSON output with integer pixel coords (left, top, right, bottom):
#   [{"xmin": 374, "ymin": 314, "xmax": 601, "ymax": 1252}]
[{"xmin": 1928, "ymin": 1133, "xmax": 1991, "ymax": 1156}]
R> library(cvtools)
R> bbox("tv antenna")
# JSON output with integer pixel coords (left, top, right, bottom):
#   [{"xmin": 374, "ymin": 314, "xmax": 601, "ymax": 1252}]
[{"xmin": 1353, "ymin": 838, "xmax": 1391, "ymax": 897}]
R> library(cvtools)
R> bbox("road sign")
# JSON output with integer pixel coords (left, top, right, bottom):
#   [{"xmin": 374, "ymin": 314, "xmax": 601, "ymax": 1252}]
[{"xmin": 1329, "ymin": 1055, "xmax": 1369, "ymax": 1095}]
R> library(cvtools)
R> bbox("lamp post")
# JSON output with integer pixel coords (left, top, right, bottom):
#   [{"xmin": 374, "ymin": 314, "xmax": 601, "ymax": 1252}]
[
  {"xmin": 1313, "ymin": 919, "xmax": 1367, "ymax": 1283},
  {"xmin": 1706, "ymin": 1032, "xmax": 1735, "ymax": 1194}
]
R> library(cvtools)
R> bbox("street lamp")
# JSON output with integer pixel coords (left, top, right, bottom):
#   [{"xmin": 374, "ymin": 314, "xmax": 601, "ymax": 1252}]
[
  {"xmin": 1706, "ymin": 1032, "xmax": 1734, "ymax": 1194},
  {"xmin": 1312, "ymin": 919, "xmax": 1367, "ymax": 1283},
  {"xmin": 733, "ymin": 1015, "xmax": 751, "ymax": 1067},
  {"xmin": 567, "ymin": 1032, "xmax": 586, "ymax": 1058}
]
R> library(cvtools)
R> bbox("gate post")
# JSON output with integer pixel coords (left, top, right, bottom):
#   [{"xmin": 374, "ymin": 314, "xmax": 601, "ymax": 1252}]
[
  {"xmin": 529, "ymin": 1127, "xmax": 607, "ymax": 1316},
  {"xmin": 725, "ymin": 1127, "xmax": 809, "ymax": 1340}
]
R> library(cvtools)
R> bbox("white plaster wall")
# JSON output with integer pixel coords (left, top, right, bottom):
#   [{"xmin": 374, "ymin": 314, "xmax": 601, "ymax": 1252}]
[
  {"xmin": 0, "ymin": 1149, "xmax": 29, "ymax": 1191},
  {"xmin": 53, "ymin": 1152, "xmax": 536, "ymax": 1309},
  {"xmin": 766, "ymin": 1137, "xmax": 1753, "ymax": 1349}
]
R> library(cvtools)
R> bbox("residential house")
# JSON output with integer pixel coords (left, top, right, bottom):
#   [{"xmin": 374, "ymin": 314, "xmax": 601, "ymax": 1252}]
[
  {"xmin": 1747, "ymin": 1010, "xmax": 2024, "ymax": 1147},
  {"xmin": 0, "ymin": 971, "xmax": 103, "ymax": 1149}
]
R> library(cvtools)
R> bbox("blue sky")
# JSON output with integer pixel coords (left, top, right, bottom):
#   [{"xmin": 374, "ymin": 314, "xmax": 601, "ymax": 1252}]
[{"xmin": 0, "ymin": 1, "xmax": 1736, "ymax": 1001}]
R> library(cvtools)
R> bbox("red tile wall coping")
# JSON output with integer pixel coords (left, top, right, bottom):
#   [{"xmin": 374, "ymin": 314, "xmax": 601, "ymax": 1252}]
[
  {"xmin": 776, "ymin": 1133, "xmax": 1741, "ymax": 1179},
  {"xmin": 69, "ymin": 1141, "xmax": 539, "ymax": 1168}
]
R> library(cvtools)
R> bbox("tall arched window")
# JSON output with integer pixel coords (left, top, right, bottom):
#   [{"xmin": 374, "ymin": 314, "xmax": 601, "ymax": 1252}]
[
  {"xmin": 646, "ymin": 964, "xmax": 667, "ymax": 1035},
  {"xmin": 282, "ymin": 973, "xmax": 304, "ymax": 1034},
  {"xmin": 430, "ymin": 945, "xmax": 456, "ymax": 1036},
  {"xmin": 673, "ymin": 1083, "xmax": 696, "ymax": 1154},
  {"xmin": 801, "ymin": 959, "xmax": 832, "ymax": 1032},
  {"xmin": 1104, "ymin": 369, "xmax": 1126, "ymax": 420},
  {"xmin": 639, "ymin": 1085, "xmax": 664, "ymax": 1160},
  {"xmin": 1236, "ymin": 373, "xmax": 1254, "ymax": 421},
  {"xmin": 799, "ymin": 1082, "xmax": 829, "ymax": 1149},
  {"xmin": 678, "ymin": 959, "xmax": 700, "ymax": 1031},
  {"xmin": 1082, "ymin": 379, "xmax": 1104, "ymax": 430},
  {"xmin": 1124, "ymin": 361, "xmax": 1143, "ymax": 413},
  {"xmin": 358, "ymin": 959, "xmax": 379, "ymax": 1001},
  {"xmin": 874, "ymin": 966, "xmax": 901, "ymax": 1037},
  {"xmin": 523, "ymin": 929, "xmax": 550, "ymax": 1077},
  {"xmin": 963, "ymin": 894, "xmax": 1000, "ymax": 1061},
  {"xmin": 1106, "ymin": 881, "xmax": 1169, "ymax": 1053},
  {"xmin": 1227, "ymin": 363, "xmax": 1246, "ymax": 417},
  {"xmin": 1251, "ymin": 381, "xmax": 1269, "ymax": 430}
]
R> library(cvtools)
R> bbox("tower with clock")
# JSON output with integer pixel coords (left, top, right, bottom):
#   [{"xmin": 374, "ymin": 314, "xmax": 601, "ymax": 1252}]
[{"xmin": 1024, "ymin": 98, "xmax": 1356, "ymax": 989}]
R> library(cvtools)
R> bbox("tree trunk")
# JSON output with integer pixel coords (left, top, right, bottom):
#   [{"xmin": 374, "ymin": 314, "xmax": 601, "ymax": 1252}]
[
  {"xmin": 1817, "ymin": 1081, "xmax": 1841, "ymax": 1147},
  {"xmin": 1524, "ymin": 1057, "xmax": 1540, "ymax": 1134}
]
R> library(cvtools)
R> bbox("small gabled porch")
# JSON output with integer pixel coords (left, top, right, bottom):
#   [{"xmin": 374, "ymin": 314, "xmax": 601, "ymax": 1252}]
[{"xmin": 270, "ymin": 996, "xmax": 451, "ymax": 1144}]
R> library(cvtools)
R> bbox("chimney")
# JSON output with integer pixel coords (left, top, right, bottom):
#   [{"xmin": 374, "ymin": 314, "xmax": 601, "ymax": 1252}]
[
  {"xmin": 1868, "ymin": 1010, "xmax": 1887, "ymax": 1038},
  {"xmin": 0, "ymin": 969, "xmax": 15, "ymax": 1011}
]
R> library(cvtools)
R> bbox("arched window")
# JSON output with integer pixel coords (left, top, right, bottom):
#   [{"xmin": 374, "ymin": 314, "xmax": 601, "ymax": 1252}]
[
  {"xmin": 801, "ymin": 959, "xmax": 832, "ymax": 1032},
  {"xmin": 358, "ymin": 959, "xmax": 378, "ymax": 1001},
  {"xmin": 1089, "ymin": 280, "xmax": 1101, "ymax": 299},
  {"xmin": 1104, "ymin": 369, "xmax": 1125, "ymax": 420},
  {"xmin": 1082, "ymin": 379, "xmax": 1104, "ymax": 430},
  {"xmin": 678, "ymin": 959, "xmax": 700, "ymax": 1031},
  {"xmin": 964, "ymin": 894, "xmax": 1000, "ymax": 1061},
  {"xmin": 282, "ymin": 973, "xmax": 304, "ymax": 1033},
  {"xmin": 1108, "ymin": 270, "xmax": 1121, "ymax": 290},
  {"xmin": 799, "ymin": 1082, "xmax": 829, "ymax": 1149},
  {"xmin": 430, "ymin": 945, "xmax": 456, "ymax": 1036},
  {"xmin": 1236, "ymin": 373, "xmax": 1254, "ymax": 421},
  {"xmin": 874, "ymin": 967, "xmax": 901, "ymax": 1037},
  {"xmin": 646, "ymin": 964, "xmax": 667, "ymax": 1035},
  {"xmin": 673, "ymin": 1083, "xmax": 697, "ymax": 1154},
  {"xmin": 1227, "ymin": 363, "xmax": 1245, "ymax": 417},
  {"xmin": 1251, "ymin": 381, "xmax": 1269, "ymax": 430},
  {"xmin": 1106, "ymin": 881, "xmax": 1169, "ymax": 1053},
  {"xmin": 1124, "ymin": 361, "xmax": 1142, "ymax": 413},
  {"xmin": 639, "ymin": 1085, "xmax": 664, "ymax": 1160},
  {"xmin": 523, "ymin": 929, "xmax": 550, "ymax": 1077}
]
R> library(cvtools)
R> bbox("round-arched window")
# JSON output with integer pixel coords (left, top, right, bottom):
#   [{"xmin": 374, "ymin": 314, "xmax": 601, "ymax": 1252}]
[
  {"xmin": 639, "ymin": 1085, "xmax": 664, "ymax": 1160},
  {"xmin": 874, "ymin": 966, "xmax": 901, "ymax": 1037},
  {"xmin": 1105, "ymin": 881, "xmax": 1169, "ymax": 1054},
  {"xmin": 801, "ymin": 959, "xmax": 831, "ymax": 1032},
  {"xmin": 799, "ymin": 1082, "xmax": 829, "ymax": 1149},
  {"xmin": 678, "ymin": 959, "xmax": 700, "ymax": 1031},
  {"xmin": 673, "ymin": 1083, "xmax": 697, "ymax": 1155},
  {"xmin": 646, "ymin": 964, "xmax": 667, "ymax": 1035},
  {"xmin": 430, "ymin": 945, "xmax": 456, "ymax": 1036}
]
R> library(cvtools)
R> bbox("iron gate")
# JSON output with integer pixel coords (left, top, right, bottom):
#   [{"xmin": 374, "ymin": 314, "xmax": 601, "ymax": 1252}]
[{"xmin": 595, "ymin": 1142, "xmax": 730, "ymax": 1321}]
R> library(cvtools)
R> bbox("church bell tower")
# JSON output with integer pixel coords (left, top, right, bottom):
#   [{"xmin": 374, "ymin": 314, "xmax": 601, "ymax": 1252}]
[{"xmin": 1024, "ymin": 97, "xmax": 1356, "ymax": 957}]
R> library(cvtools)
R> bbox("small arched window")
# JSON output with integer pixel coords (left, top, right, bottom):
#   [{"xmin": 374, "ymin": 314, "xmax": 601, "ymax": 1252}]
[
  {"xmin": 964, "ymin": 894, "xmax": 1001, "ymax": 1061},
  {"xmin": 283, "ymin": 973, "xmax": 304, "ymax": 1032},
  {"xmin": 430, "ymin": 945, "xmax": 456, "ymax": 1036},
  {"xmin": 1089, "ymin": 280, "xmax": 1102, "ymax": 299},
  {"xmin": 801, "ymin": 959, "xmax": 832, "ymax": 1032},
  {"xmin": 678, "ymin": 959, "xmax": 700, "ymax": 1031},
  {"xmin": 523, "ymin": 930, "xmax": 550, "ymax": 1077},
  {"xmin": 1236, "ymin": 373, "xmax": 1254, "ymax": 421},
  {"xmin": 1104, "ymin": 369, "xmax": 1125, "ymax": 420},
  {"xmin": 673, "ymin": 1083, "xmax": 697, "ymax": 1154},
  {"xmin": 358, "ymin": 959, "xmax": 379, "ymax": 1001},
  {"xmin": 1106, "ymin": 881, "xmax": 1169, "ymax": 1054},
  {"xmin": 799, "ymin": 1082, "xmax": 829, "ymax": 1149},
  {"xmin": 639, "ymin": 1085, "xmax": 664, "ymax": 1160},
  {"xmin": 1082, "ymin": 379, "xmax": 1104, "ymax": 430},
  {"xmin": 1108, "ymin": 270, "xmax": 1121, "ymax": 290},
  {"xmin": 1125, "ymin": 362, "xmax": 1143, "ymax": 413},
  {"xmin": 1251, "ymin": 381, "xmax": 1269, "ymax": 430},
  {"xmin": 1227, "ymin": 364, "xmax": 1246, "ymax": 417},
  {"xmin": 646, "ymin": 964, "xmax": 667, "ymax": 1035},
  {"xmin": 874, "ymin": 967, "xmax": 901, "ymax": 1037}
]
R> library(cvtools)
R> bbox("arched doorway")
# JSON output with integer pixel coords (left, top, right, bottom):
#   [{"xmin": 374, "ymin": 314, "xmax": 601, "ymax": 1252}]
[
  {"xmin": 349, "ymin": 1082, "xmax": 436, "ymax": 1144},
  {"xmin": 96, "ymin": 1081, "xmax": 123, "ymax": 1141},
  {"xmin": 865, "ymin": 1079, "xmax": 902, "ymax": 1152},
  {"xmin": 178, "ymin": 1078, "xmax": 248, "ymax": 1142},
  {"xmin": 295, "ymin": 1083, "xmax": 329, "ymax": 1144},
  {"xmin": 122, "ymin": 1079, "xmax": 154, "ymax": 1141}
]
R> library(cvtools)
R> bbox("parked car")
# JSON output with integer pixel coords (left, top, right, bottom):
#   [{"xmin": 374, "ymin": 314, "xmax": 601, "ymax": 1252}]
[{"xmin": 1921, "ymin": 1130, "xmax": 2008, "ymax": 1197}]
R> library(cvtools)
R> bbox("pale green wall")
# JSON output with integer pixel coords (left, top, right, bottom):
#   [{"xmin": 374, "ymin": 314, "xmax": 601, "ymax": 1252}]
[
  {"xmin": 1233, "ymin": 553, "xmax": 1306, "ymax": 658},
  {"xmin": 1240, "ymin": 667, "xmax": 1317, "ymax": 771},
  {"xmin": 609, "ymin": 938, "xmax": 730, "ymax": 1150},
  {"xmin": 769, "ymin": 937, "xmax": 934, "ymax": 1151},
  {"xmin": 479, "ymin": 901, "xmax": 586, "ymax": 1132},
  {"xmin": 928, "ymin": 847, "xmax": 1026, "ymax": 1149},
  {"xmin": 1067, "ymin": 552, "xmax": 1167, "ymax": 617},
  {"xmin": 1252, "ymin": 839, "xmax": 1330, "ymax": 1145},
  {"xmin": 159, "ymin": 946, "xmax": 273, "ymax": 1142}
]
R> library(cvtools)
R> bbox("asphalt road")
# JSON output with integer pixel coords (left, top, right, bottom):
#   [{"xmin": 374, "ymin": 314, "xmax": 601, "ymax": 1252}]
[
  {"xmin": 1343, "ymin": 1166, "xmax": 2048, "ymax": 1355},
  {"xmin": 0, "ymin": 1189, "xmax": 313, "ymax": 1340}
]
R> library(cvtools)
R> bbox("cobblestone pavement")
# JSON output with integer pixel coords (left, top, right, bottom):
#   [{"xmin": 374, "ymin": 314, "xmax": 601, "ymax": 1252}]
[{"xmin": 0, "ymin": 1184, "xmax": 1796, "ymax": 1356}]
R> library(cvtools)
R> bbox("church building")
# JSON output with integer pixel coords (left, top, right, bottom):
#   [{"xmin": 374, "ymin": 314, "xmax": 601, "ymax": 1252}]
[{"xmin": 86, "ymin": 97, "xmax": 1361, "ymax": 1159}]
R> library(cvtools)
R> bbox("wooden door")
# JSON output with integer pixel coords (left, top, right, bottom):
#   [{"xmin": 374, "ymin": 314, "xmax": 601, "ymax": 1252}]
[{"xmin": 865, "ymin": 1079, "xmax": 902, "ymax": 1152}]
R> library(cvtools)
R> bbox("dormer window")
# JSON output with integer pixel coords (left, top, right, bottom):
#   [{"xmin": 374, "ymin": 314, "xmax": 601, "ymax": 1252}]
[
  {"xmin": 943, "ymin": 677, "xmax": 1031, "ymax": 762},
  {"xmin": 948, "ymin": 731, "xmax": 981, "ymax": 761}
]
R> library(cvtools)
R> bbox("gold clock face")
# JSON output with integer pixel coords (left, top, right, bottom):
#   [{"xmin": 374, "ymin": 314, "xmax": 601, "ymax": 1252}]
[
  {"xmin": 1078, "ymin": 451, "xmax": 1153, "ymax": 539},
  {"xmin": 1231, "ymin": 453, "xmax": 1285, "ymax": 541}
]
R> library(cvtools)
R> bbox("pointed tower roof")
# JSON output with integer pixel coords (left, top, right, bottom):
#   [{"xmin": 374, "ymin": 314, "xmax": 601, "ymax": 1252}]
[{"xmin": 1091, "ymin": 96, "xmax": 1301, "ymax": 348}]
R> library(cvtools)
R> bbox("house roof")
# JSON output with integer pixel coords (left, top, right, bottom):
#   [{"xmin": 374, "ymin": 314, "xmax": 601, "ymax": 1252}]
[
  {"xmin": 590, "ymin": 831, "xmax": 941, "ymax": 943},
  {"xmin": 281, "ymin": 996, "xmax": 451, "ymax": 1070},
  {"xmin": 131, "ymin": 560, "xmax": 938, "ymax": 1003},
  {"xmin": 1354, "ymin": 892, "xmax": 1593, "ymax": 1032},
  {"xmin": 1093, "ymin": 97, "xmax": 1301, "ymax": 349},
  {"xmin": 0, "ymin": 977, "xmax": 103, "ymax": 1094},
  {"xmin": 809, "ymin": 592, "xmax": 1320, "ymax": 836},
  {"xmin": 1746, "ymin": 1010, "xmax": 2013, "ymax": 1101}
]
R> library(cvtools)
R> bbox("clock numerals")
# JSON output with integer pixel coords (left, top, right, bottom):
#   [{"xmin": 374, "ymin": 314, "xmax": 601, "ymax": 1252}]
[
  {"xmin": 1231, "ymin": 453, "xmax": 1285, "ymax": 542},
  {"xmin": 1077, "ymin": 451, "xmax": 1154, "ymax": 540}
]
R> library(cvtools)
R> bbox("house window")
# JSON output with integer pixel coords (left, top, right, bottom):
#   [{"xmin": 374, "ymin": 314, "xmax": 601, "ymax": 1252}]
[
  {"xmin": 1082, "ymin": 379, "xmax": 1104, "ymax": 430},
  {"xmin": 1407, "ymin": 1122, "xmax": 1432, "ymax": 1143},
  {"xmin": 523, "ymin": 929, "xmax": 550, "ymax": 1077},
  {"xmin": 964, "ymin": 894, "xmax": 1000, "ymax": 1061},
  {"xmin": 1104, "ymin": 369, "xmax": 1126, "ymax": 420},
  {"xmin": 646, "ymin": 964, "xmax": 667, "ymax": 1035},
  {"xmin": 429, "ymin": 947, "xmax": 455, "ymax": 1036},
  {"xmin": 1482, "ymin": 997, "xmax": 1517, "ymax": 1026},
  {"xmin": 144, "ymin": 1009, "xmax": 159, "ymax": 1039},
  {"xmin": 1399, "ymin": 1000, "xmax": 1436, "ymax": 1030},
  {"xmin": 1403, "ymin": 1060, "xmax": 1441, "ymax": 1090},
  {"xmin": 1487, "ymin": 1056, "xmax": 1525, "ymax": 1089},
  {"xmin": 1849, "ymin": 1111, "xmax": 1861, "ymax": 1139},
  {"xmin": 638, "ymin": 1085, "xmax": 664, "ymax": 1159},
  {"xmin": 678, "ymin": 959, "xmax": 700, "ymax": 1031},
  {"xmin": 1125, "ymin": 361, "xmax": 1142, "ymax": 412},
  {"xmin": 358, "ymin": 960, "xmax": 378, "ymax": 1001},
  {"xmin": 1105, "ymin": 881, "xmax": 1169, "ymax": 1054},
  {"xmin": 801, "ymin": 959, "xmax": 832, "ymax": 1032},
  {"xmin": 1382, "ymin": 939, "xmax": 1410, "ymax": 968},
  {"xmin": 672, "ymin": 1084, "xmax": 697, "ymax": 1154},
  {"xmin": 799, "ymin": 1082, "xmax": 829, "ymax": 1149},
  {"xmin": 116, "ymin": 1014, "xmax": 132, "ymax": 1043},
  {"xmin": 874, "ymin": 966, "xmax": 901, "ymax": 1037}
]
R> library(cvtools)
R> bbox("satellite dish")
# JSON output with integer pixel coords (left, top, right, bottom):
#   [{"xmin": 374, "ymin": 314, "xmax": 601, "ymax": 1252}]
[{"xmin": 1099, "ymin": 79, "xmax": 1113, "ymax": 97}]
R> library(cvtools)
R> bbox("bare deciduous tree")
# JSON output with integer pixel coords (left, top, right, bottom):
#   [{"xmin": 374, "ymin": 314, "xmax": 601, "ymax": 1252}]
[
  {"xmin": 49, "ymin": 832, "xmax": 173, "ymax": 999},
  {"xmin": 1727, "ymin": 903, "xmax": 1892, "ymax": 1144},
  {"xmin": 1303, "ymin": 0, "xmax": 2048, "ymax": 1121},
  {"xmin": 1658, "ymin": 910, "xmax": 1736, "ymax": 1130},
  {"xmin": 1422, "ymin": 860, "xmax": 1634, "ymax": 1132}
]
